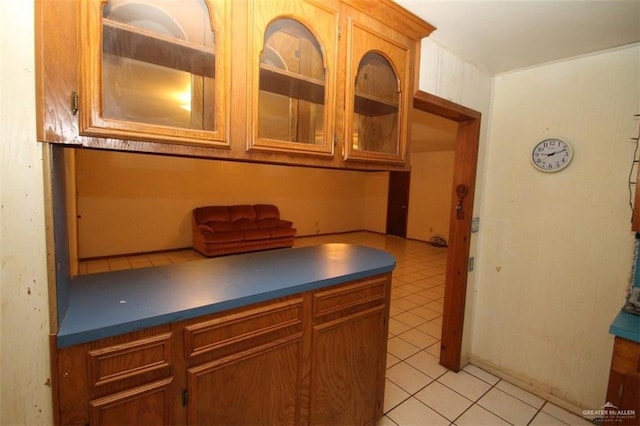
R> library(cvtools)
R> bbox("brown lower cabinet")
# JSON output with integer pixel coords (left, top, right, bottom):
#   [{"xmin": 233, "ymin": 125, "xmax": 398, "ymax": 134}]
[
  {"xmin": 605, "ymin": 337, "xmax": 640, "ymax": 425},
  {"xmin": 54, "ymin": 274, "xmax": 391, "ymax": 425}
]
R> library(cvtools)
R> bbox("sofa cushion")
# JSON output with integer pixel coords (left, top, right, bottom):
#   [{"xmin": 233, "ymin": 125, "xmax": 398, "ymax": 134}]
[
  {"xmin": 254, "ymin": 204, "xmax": 280, "ymax": 220},
  {"xmin": 194, "ymin": 206, "xmax": 229, "ymax": 223},
  {"xmin": 203, "ymin": 230, "xmax": 245, "ymax": 243},
  {"xmin": 228, "ymin": 205, "xmax": 257, "ymax": 222},
  {"xmin": 243, "ymin": 229, "xmax": 272, "ymax": 241},
  {"xmin": 207, "ymin": 221, "xmax": 235, "ymax": 232},
  {"xmin": 232, "ymin": 218, "xmax": 258, "ymax": 231},
  {"xmin": 270, "ymin": 227, "xmax": 296, "ymax": 238}
]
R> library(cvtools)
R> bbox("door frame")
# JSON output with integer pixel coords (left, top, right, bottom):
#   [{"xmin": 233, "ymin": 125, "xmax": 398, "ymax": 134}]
[{"xmin": 412, "ymin": 91, "xmax": 481, "ymax": 371}]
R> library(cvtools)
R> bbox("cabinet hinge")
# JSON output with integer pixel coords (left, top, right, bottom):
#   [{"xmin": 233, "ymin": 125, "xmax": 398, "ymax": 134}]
[
  {"xmin": 333, "ymin": 134, "xmax": 338, "ymax": 147},
  {"xmin": 182, "ymin": 389, "xmax": 189, "ymax": 406},
  {"xmin": 71, "ymin": 91, "xmax": 78, "ymax": 116},
  {"xmin": 338, "ymin": 26, "xmax": 341, "ymax": 40}
]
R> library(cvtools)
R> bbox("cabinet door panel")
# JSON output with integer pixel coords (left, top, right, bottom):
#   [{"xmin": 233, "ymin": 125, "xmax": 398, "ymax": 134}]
[
  {"xmin": 78, "ymin": 0, "xmax": 228, "ymax": 146},
  {"xmin": 343, "ymin": 16, "xmax": 412, "ymax": 164},
  {"xmin": 310, "ymin": 306, "xmax": 387, "ymax": 425},
  {"xmin": 247, "ymin": 0, "xmax": 338, "ymax": 156},
  {"xmin": 89, "ymin": 378, "xmax": 173, "ymax": 426},
  {"xmin": 187, "ymin": 337, "xmax": 303, "ymax": 425}
]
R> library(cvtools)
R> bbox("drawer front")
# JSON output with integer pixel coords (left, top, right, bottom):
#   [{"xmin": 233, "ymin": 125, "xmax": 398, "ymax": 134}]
[
  {"xmin": 312, "ymin": 274, "xmax": 389, "ymax": 321},
  {"xmin": 184, "ymin": 298, "xmax": 304, "ymax": 362},
  {"xmin": 88, "ymin": 333, "xmax": 173, "ymax": 391}
]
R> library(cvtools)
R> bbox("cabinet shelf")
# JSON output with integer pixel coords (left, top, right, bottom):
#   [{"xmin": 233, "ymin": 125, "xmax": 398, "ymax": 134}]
[
  {"xmin": 103, "ymin": 18, "xmax": 215, "ymax": 78},
  {"xmin": 259, "ymin": 63, "xmax": 325, "ymax": 105},
  {"xmin": 354, "ymin": 91, "xmax": 398, "ymax": 116}
]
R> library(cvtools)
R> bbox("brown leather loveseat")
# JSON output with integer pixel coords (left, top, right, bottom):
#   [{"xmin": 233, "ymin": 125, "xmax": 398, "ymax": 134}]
[{"xmin": 192, "ymin": 204, "xmax": 296, "ymax": 257}]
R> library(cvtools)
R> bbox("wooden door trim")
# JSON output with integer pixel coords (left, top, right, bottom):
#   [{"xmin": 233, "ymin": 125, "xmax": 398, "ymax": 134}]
[{"xmin": 413, "ymin": 91, "xmax": 481, "ymax": 371}]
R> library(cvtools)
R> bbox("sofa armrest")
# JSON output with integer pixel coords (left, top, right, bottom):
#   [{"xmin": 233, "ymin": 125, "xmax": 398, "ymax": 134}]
[{"xmin": 196, "ymin": 224, "xmax": 214, "ymax": 235}]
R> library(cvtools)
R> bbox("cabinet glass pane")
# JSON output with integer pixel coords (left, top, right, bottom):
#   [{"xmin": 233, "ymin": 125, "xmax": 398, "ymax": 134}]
[
  {"xmin": 258, "ymin": 19, "xmax": 325, "ymax": 145},
  {"xmin": 352, "ymin": 53, "xmax": 399, "ymax": 154},
  {"xmin": 102, "ymin": 0, "xmax": 215, "ymax": 130}
]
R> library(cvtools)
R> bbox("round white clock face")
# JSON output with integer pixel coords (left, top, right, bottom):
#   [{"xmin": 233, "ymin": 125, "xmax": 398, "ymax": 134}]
[{"xmin": 531, "ymin": 138, "xmax": 573, "ymax": 172}]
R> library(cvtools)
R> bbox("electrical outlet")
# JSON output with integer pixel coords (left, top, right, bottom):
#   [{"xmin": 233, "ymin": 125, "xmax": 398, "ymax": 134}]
[{"xmin": 471, "ymin": 217, "xmax": 480, "ymax": 233}]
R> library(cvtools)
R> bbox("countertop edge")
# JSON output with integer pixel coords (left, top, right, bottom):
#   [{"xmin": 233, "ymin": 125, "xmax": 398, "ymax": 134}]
[{"xmin": 609, "ymin": 309, "xmax": 640, "ymax": 343}]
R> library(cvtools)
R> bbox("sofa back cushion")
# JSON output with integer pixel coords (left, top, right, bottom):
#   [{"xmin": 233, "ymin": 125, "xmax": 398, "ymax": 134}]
[
  {"xmin": 254, "ymin": 204, "xmax": 280, "ymax": 220},
  {"xmin": 194, "ymin": 206, "xmax": 229, "ymax": 224},
  {"xmin": 228, "ymin": 205, "xmax": 257, "ymax": 222}
]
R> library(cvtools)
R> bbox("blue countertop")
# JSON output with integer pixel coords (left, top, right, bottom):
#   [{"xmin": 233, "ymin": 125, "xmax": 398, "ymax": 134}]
[
  {"xmin": 609, "ymin": 309, "xmax": 640, "ymax": 343},
  {"xmin": 57, "ymin": 243, "xmax": 396, "ymax": 348}
]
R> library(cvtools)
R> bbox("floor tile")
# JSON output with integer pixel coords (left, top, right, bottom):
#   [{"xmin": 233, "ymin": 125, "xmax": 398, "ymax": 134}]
[
  {"xmin": 386, "ymin": 353, "xmax": 401, "ymax": 369},
  {"xmin": 438, "ymin": 370, "xmax": 492, "ymax": 401},
  {"xmin": 414, "ymin": 381, "xmax": 473, "ymax": 421},
  {"xmin": 386, "ymin": 397, "xmax": 449, "ymax": 426},
  {"xmin": 425, "ymin": 342, "xmax": 441, "ymax": 357},
  {"xmin": 407, "ymin": 306, "xmax": 441, "ymax": 321},
  {"xmin": 529, "ymin": 411, "xmax": 568, "ymax": 425},
  {"xmin": 495, "ymin": 379, "xmax": 545, "ymax": 408},
  {"xmin": 383, "ymin": 378, "xmax": 410, "ymax": 413},
  {"xmin": 388, "ymin": 318, "xmax": 412, "ymax": 336},
  {"xmin": 393, "ymin": 311, "xmax": 429, "ymax": 327},
  {"xmin": 387, "ymin": 336, "xmax": 421, "ymax": 360},
  {"xmin": 396, "ymin": 328, "xmax": 439, "ymax": 350},
  {"xmin": 376, "ymin": 415, "xmax": 398, "ymax": 426},
  {"xmin": 455, "ymin": 404, "xmax": 511, "ymax": 426},
  {"xmin": 416, "ymin": 320, "xmax": 442, "ymax": 339},
  {"xmin": 541, "ymin": 402, "xmax": 593, "ymax": 425},
  {"xmin": 386, "ymin": 362, "xmax": 433, "ymax": 394},
  {"xmin": 477, "ymin": 387, "xmax": 538, "ymax": 425},
  {"xmin": 392, "ymin": 297, "xmax": 421, "ymax": 312},
  {"xmin": 462, "ymin": 364, "xmax": 500, "ymax": 386},
  {"xmin": 405, "ymin": 351, "xmax": 449, "ymax": 379}
]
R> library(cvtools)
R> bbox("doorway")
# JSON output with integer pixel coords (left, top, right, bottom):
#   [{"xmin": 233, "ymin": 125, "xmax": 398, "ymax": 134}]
[
  {"xmin": 412, "ymin": 91, "xmax": 481, "ymax": 371},
  {"xmin": 386, "ymin": 171, "xmax": 410, "ymax": 238}
]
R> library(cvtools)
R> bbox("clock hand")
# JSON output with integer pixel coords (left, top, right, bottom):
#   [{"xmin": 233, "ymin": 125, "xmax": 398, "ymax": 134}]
[{"xmin": 545, "ymin": 148, "xmax": 567, "ymax": 157}]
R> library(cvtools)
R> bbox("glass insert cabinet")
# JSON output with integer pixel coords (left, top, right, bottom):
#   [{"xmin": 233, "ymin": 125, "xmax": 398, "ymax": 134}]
[
  {"xmin": 36, "ymin": 0, "xmax": 434, "ymax": 169},
  {"xmin": 78, "ymin": 0, "xmax": 228, "ymax": 146},
  {"xmin": 247, "ymin": 1, "xmax": 338, "ymax": 156}
]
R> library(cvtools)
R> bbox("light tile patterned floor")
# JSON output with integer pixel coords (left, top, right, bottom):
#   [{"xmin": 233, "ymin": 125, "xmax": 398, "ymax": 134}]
[{"xmin": 79, "ymin": 231, "xmax": 592, "ymax": 425}]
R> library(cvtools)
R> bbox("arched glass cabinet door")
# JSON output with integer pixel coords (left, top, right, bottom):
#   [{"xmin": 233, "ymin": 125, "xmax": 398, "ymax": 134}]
[
  {"xmin": 248, "ymin": 1, "xmax": 337, "ymax": 156},
  {"xmin": 344, "ymin": 23, "xmax": 411, "ymax": 164},
  {"xmin": 352, "ymin": 52, "xmax": 400, "ymax": 155},
  {"xmin": 78, "ymin": 0, "xmax": 228, "ymax": 146}
]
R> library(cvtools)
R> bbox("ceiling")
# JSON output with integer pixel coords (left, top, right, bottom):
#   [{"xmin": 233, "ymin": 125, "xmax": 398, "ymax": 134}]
[
  {"xmin": 400, "ymin": 0, "xmax": 640, "ymax": 153},
  {"xmin": 394, "ymin": 0, "xmax": 640, "ymax": 75}
]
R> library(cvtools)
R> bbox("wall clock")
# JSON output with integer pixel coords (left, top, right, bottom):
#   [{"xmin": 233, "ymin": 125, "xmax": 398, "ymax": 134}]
[{"xmin": 531, "ymin": 138, "xmax": 573, "ymax": 172}]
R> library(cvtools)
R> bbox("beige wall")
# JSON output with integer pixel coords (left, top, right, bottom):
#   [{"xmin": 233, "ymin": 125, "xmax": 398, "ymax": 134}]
[
  {"xmin": 76, "ymin": 149, "xmax": 389, "ymax": 258},
  {"xmin": 0, "ymin": 1, "xmax": 53, "ymax": 424},
  {"xmin": 473, "ymin": 45, "xmax": 639, "ymax": 411},
  {"xmin": 407, "ymin": 150, "xmax": 455, "ymax": 242}
]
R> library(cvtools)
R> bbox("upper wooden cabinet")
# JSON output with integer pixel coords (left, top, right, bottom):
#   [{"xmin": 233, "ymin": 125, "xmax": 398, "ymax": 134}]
[
  {"xmin": 78, "ymin": 0, "xmax": 228, "ymax": 146},
  {"xmin": 247, "ymin": 0, "xmax": 338, "ymax": 157},
  {"xmin": 36, "ymin": 0, "xmax": 433, "ymax": 170}
]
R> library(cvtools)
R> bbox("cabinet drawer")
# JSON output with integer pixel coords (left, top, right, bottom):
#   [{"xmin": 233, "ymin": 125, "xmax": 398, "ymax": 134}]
[
  {"xmin": 88, "ymin": 332, "xmax": 173, "ymax": 390},
  {"xmin": 184, "ymin": 298, "xmax": 304, "ymax": 361},
  {"xmin": 313, "ymin": 275, "xmax": 389, "ymax": 321},
  {"xmin": 89, "ymin": 378, "xmax": 173, "ymax": 425}
]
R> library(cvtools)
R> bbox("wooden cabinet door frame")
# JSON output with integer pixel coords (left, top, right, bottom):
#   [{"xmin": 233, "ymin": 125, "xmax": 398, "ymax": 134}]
[{"xmin": 413, "ymin": 91, "xmax": 481, "ymax": 372}]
